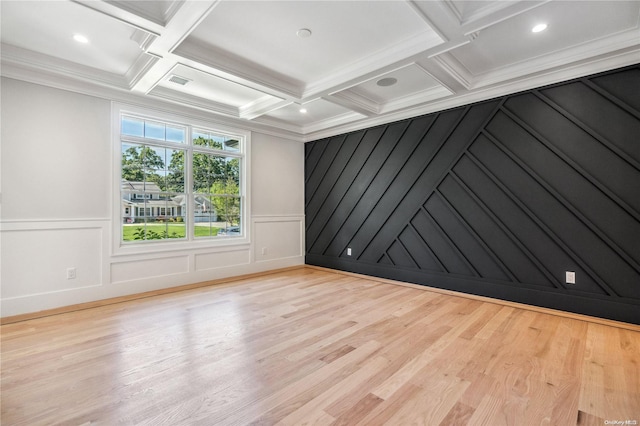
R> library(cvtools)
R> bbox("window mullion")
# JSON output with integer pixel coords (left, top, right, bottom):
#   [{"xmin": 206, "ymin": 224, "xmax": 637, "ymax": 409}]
[{"xmin": 186, "ymin": 126, "xmax": 194, "ymax": 241}]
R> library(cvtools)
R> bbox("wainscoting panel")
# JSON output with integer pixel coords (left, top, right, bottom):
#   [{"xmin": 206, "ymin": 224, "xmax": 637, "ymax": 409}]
[
  {"xmin": 111, "ymin": 255, "xmax": 189, "ymax": 284},
  {"xmin": 195, "ymin": 249, "xmax": 251, "ymax": 271},
  {"xmin": 1, "ymin": 224, "xmax": 104, "ymax": 298},
  {"xmin": 305, "ymin": 65, "xmax": 640, "ymax": 324},
  {"xmin": 253, "ymin": 216, "xmax": 304, "ymax": 262}
]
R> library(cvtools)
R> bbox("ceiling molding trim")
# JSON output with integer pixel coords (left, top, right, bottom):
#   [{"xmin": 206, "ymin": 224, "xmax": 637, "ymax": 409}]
[
  {"xmin": 105, "ymin": 0, "xmax": 168, "ymax": 27},
  {"xmin": 163, "ymin": 1, "xmax": 221, "ymax": 54},
  {"xmin": 0, "ymin": 44, "xmax": 129, "ymax": 90},
  {"xmin": 304, "ymin": 38, "xmax": 471, "ymax": 103},
  {"xmin": 441, "ymin": 0, "xmax": 463, "ymax": 25},
  {"xmin": 130, "ymin": 29, "xmax": 157, "ymax": 53},
  {"xmin": 125, "ymin": 54, "xmax": 162, "ymax": 89},
  {"xmin": 430, "ymin": 54, "xmax": 474, "ymax": 89},
  {"xmin": 321, "ymin": 94, "xmax": 376, "ymax": 118},
  {"xmin": 239, "ymin": 97, "xmax": 290, "ymax": 120},
  {"xmin": 144, "ymin": 61, "xmax": 284, "ymax": 116},
  {"xmin": 473, "ymin": 29, "xmax": 640, "ymax": 89},
  {"xmin": 173, "ymin": 39, "xmax": 304, "ymax": 99},
  {"xmin": 302, "ymin": 49, "xmax": 640, "ymax": 142},
  {"xmin": 425, "ymin": 37, "xmax": 472, "ymax": 59},
  {"xmin": 250, "ymin": 116, "xmax": 304, "ymax": 135},
  {"xmin": 406, "ymin": 0, "xmax": 449, "ymax": 41},
  {"xmin": 458, "ymin": 1, "xmax": 525, "ymax": 26},
  {"xmin": 379, "ymin": 86, "xmax": 453, "ymax": 115},
  {"xmin": 70, "ymin": 0, "xmax": 164, "ymax": 35},
  {"xmin": 147, "ymin": 86, "xmax": 240, "ymax": 117},
  {"xmin": 0, "ymin": 63, "xmax": 304, "ymax": 142},
  {"xmin": 413, "ymin": 60, "xmax": 460, "ymax": 94},
  {"xmin": 328, "ymin": 91, "xmax": 381, "ymax": 115},
  {"xmin": 163, "ymin": 1, "xmax": 186, "ymax": 24},
  {"xmin": 302, "ymin": 112, "xmax": 367, "ymax": 135},
  {"xmin": 302, "ymin": 31, "xmax": 445, "ymax": 99},
  {"xmin": 460, "ymin": 1, "xmax": 550, "ymax": 36}
]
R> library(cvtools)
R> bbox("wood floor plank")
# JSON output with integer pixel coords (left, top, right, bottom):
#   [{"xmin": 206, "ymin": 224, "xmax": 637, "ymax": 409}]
[{"xmin": 2, "ymin": 267, "xmax": 639, "ymax": 425}]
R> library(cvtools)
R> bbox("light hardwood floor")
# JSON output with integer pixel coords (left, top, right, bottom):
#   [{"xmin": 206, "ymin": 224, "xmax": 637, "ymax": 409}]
[{"xmin": 2, "ymin": 267, "xmax": 639, "ymax": 425}]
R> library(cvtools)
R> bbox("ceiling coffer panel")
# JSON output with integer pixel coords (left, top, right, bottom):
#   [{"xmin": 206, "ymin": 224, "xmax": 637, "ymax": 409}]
[{"xmin": 180, "ymin": 1, "xmax": 444, "ymax": 89}]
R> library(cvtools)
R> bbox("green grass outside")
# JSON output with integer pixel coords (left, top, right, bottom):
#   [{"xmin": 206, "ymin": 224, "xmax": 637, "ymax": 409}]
[{"xmin": 122, "ymin": 223, "xmax": 221, "ymax": 241}]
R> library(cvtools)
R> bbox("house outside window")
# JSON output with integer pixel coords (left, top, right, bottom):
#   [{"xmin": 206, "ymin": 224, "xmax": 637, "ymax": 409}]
[{"xmin": 114, "ymin": 105, "xmax": 249, "ymax": 250}]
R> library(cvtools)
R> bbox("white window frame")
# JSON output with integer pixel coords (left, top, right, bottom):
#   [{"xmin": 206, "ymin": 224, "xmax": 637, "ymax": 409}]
[{"xmin": 112, "ymin": 103, "xmax": 251, "ymax": 256}]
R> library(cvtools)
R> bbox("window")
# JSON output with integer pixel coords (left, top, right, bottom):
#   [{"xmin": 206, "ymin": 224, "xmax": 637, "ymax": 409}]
[{"xmin": 115, "ymin": 105, "xmax": 249, "ymax": 249}]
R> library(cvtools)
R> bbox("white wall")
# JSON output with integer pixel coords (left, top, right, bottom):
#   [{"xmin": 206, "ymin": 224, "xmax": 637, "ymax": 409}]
[{"xmin": 0, "ymin": 78, "xmax": 305, "ymax": 317}]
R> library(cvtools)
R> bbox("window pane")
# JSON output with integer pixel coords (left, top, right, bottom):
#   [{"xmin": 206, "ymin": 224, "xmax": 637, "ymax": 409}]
[
  {"xmin": 149, "ymin": 171, "xmax": 164, "ymax": 192},
  {"xmin": 194, "ymin": 212, "xmax": 217, "ymax": 237},
  {"xmin": 226, "ymin": 158, "xmax": 240, "ymax": 195},
  {"xmin": 208, "ymin": 196, "xmax": 241, "ymax": 233},
  {"xmin": 166, "ymin": 126, "xmax": 185, "ymax": 143},
  {"xmin": 122, "ymin": 116, "xmax": 144, "ymax": 137},
  {"xmin": 145, "ymin": 120, "xmax": 165, "ymax": 140},
  {"xmin": 227, "ymin": 197, "xmax": 241, "ymax": 222},
  {"xmin": 195, "ymin": 196, "xmax": 219, "ymax": 238},
  {"xmin": 140, "ymin": 173, "xmax": 162, "ymax": 193},
  {"xmin": 167, "ymin": 149, "xmax": 185, "ymax": 192},
  {"xmin": 193, "ymin": 195, "xmax": 213, "ymax": 237},
  {"xmin": 218, "ymin": 201, "xmax": 241, "ymax": 237},
  {"xmin": 209, "ymin": 135, "xmax": 225, "ymax": 150},
  {"xmin": 192, "ymin": 131, "xmax": 208, "ymax": 146},
  {"xmin": 122, "ymin": 143, "xmax": 144, "ymax": 182},
  {"xmin": 193, "ymin": 153, "xmax": 211, "ymax": 191},
  {"xmin": 121, "ymin": 193, "xmax": 186, "ymax": 242},
  {"xmin": 141, "ymin": 146, "xmax": 166, "ymax": 170},
  {"xmin": 193, "ymin": 130, "xmax": 223, "ymax": 149}
]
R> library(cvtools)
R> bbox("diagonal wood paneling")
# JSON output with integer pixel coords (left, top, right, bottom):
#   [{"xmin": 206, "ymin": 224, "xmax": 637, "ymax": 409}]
[{"xmin": 305, "ymin": 65, "xmax": 640, "ymax": 324}]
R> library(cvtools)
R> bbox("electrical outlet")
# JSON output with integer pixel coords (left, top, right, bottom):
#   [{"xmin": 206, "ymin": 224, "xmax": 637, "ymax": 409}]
[
  {"xmin": 261, "ymin": 247, "xmax": 267, "ymax": 255},
  {"xmin": 565, "ymin": 271, "xmax": 576, "ymax": 284},
  {"xmin": 66, "ymin": 268, "xmax": 76, "ymax": 280},
  {"xmin": 347, "ymin": 247, "xmax": 352, "ymax": 256}
]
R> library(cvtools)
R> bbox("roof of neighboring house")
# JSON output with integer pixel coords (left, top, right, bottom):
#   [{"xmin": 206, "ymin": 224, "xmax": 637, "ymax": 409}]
[
  {"xmin": 123, "ymin": 199, "xmax": 183, "ymax": 208},
  {"xmin": 121, "ymin": 180, "xmax": 162, "ymax": 192}
]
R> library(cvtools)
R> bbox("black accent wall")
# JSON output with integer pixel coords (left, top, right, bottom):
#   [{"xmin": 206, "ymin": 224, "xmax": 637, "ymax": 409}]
[{"xmin": 305, "ymin": 65, "xmax": 640, "ymax": 324}]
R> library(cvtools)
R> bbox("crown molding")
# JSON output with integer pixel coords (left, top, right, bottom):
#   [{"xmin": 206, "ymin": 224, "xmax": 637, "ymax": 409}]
[
  {"xmin": 0, "ymin": 63, "xmax": 304, "ymax": 143},
  {"xmin": 302, "ymin": 111, "xmax": 367, "ymax": 135},
  {"xmin": 301, "ymin": 49, "xmax": 640, "ymax": 142},
  {"xmin": 472, "ymin": 28, "xmax": 640, "ymax": 89},
  {"xmin": 380, "ymin": 85, "xmax": 453, "ymax": 114},
  {"xmin": 329, "ymin": 91, "xmax": 381, "ymax": 115},
  {"xmin": 0, "ymin": 43, "xmax": 130, "ymax": 90}
]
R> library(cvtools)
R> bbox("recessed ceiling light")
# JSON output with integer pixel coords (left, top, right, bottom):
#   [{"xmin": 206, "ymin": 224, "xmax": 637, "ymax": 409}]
[
  {"xmin": 296, "ymin": 28, "xmax": 312, "ymax": 38},
  {"xmin": 299, "ymin": 108, "xmax": 308, "ymax": 114},
  {"xmin": 376, "ymin": 77, "xmax": 398, "ymax": 87},
  {"xmin": 531, "ymin": 23, "xmax": 547, "ymax": 33},
  {"xmin": 73, "ymin": 34, "xmax": 89, "ymax": 44}
]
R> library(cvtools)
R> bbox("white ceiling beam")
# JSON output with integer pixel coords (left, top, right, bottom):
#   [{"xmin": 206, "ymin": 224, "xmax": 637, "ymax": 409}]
[{"xmin": 128, "ymin": 1, "xmax": 221, "ymax": 94}]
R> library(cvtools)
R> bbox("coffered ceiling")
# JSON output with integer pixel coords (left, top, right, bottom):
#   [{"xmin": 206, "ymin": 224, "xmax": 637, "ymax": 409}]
[{"xmin": 1, "ymin": 0, "xmax": 639, "ymax": 142}]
